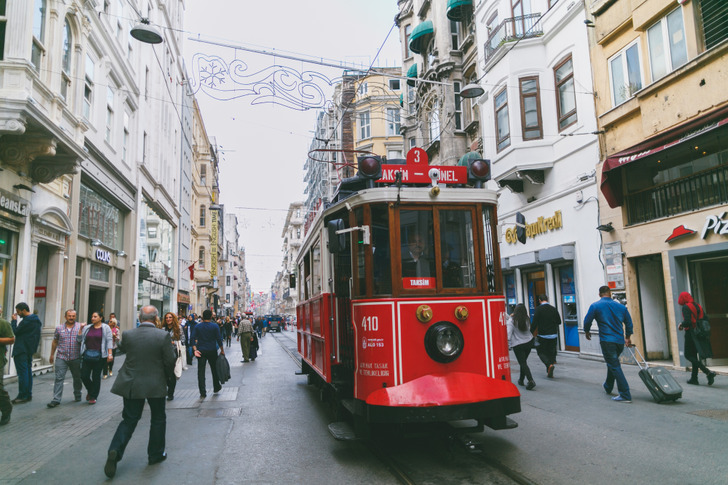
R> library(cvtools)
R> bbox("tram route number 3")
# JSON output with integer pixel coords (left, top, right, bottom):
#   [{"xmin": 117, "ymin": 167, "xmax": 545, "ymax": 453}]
[{"xmin": 361, "ymin": 316, "xmax": 379, "ymax": 332}]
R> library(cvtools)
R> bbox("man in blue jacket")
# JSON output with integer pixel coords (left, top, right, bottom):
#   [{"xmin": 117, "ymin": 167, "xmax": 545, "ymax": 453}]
[
  {"xmin": 190, "ymin": 309, "xmax": 225, "ymax": 399},
  {"xmin": 584, "ymin": 286, "xmax": 633, "ymax": 403},
  {"xmin": 10, "ymin": 302, "xmax": 42, "ymax": 403}
]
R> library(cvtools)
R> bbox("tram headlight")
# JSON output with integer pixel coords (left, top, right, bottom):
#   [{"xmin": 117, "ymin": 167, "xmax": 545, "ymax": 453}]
[{"xmin": 424, "ymin": 322, "xmax": 464, "ymax": 363}]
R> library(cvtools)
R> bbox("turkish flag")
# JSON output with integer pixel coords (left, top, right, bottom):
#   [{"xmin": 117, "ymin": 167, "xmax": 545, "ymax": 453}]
[{"xmin": 187, "ymin": 263, "xmax": 195, "ymax": 280}]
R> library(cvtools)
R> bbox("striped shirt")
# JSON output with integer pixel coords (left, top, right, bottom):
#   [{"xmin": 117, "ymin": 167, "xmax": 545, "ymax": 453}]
[{"xmin": 54, "ymin": 323, "xmax": 82, "ymax": 361}]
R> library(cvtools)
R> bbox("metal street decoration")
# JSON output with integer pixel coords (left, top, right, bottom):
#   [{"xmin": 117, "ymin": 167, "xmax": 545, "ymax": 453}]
[{"xmin": 189, "ymin": 53, "xmax": 339, "ymax": 111}]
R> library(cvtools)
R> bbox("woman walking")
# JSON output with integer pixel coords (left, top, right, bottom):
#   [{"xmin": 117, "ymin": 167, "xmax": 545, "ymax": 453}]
[
  {"xmin": 102, "ymin": 317, "xmax": 120, "ymax": 379},
  {"xmin": 162, "ymin": 312, "xmax": 184, "ymax": 400},
  {"xmin": 507, "ymin": 304, "xmax": 536, "ymax": 390},
  {"xmin": 678, "ymin": 292, "xmax": 716, "ymax": 386},
  {"xmin": 79, "ymin": 312, "xmax": 113, "ymax": 404}
]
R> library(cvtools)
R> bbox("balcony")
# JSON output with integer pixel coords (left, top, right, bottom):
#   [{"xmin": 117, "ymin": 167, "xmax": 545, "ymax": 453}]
[
  {"xmin": 484, "ymin": 13, "xmax": 543, "ymax": 65},
  {"xmin": 626, "ymin": 165, "xmax": 728, "ymax": 225}
]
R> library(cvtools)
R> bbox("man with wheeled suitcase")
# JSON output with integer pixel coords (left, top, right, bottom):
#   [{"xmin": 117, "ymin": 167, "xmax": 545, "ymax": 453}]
[{"xmin": 584, "ymin": 286, "xmax": 633, "ymax": 403}]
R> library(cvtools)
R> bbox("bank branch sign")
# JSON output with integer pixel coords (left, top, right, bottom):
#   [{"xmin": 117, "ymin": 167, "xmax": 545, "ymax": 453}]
[{"xmin": 505, "ymin": 210, "xmax": 563, "ymax": 244}]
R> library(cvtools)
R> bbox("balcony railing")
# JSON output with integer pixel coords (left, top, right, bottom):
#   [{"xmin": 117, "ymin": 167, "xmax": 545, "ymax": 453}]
[
  {"xmin": 484, "ymin": 13, "xmax": 543, "ymax": 61},
  {"xmin": 626, "ymin": 165, "xmax": 728, "ymax": 225}
]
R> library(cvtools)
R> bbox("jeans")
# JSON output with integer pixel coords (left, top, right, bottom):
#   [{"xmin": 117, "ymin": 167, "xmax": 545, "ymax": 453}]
[
  {"xmin": 13, "ymin": 354, "xmax": 33, "ymax": 399},
  {"xmin": 52, "ymin": 358, "xmax": 83, "ymax": 403},
  {"xmin": 108, "ymin": 397, "xmax": 166, "ymax": 461},
  {"xmin": 512, "ymin": 341, "xmax": 534, "ymax": 383},
  {"xmin": 197, "ymin": 350, "xmax": 220, "ymax": 396},
  {"xmin": 600, "ymin": 341, "xmax": 631, "ymax": 400},
  {"xmin": 81, "ymin": 357, "xmax": 104, "ymax": 400},
  {"xmin": 535, "ymin": 336, "xmax": 557, "ymax": 369}
]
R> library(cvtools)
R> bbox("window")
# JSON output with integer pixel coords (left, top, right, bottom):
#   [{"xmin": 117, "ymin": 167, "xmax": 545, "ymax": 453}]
[
  {"xmin": 359, "ymin": 111, "xmax": 371, "ymax": 139},
  {"xmin": 511, "ymin": 0, "xmax": 532, "ymax": 36},
  {"xmin": 404, "ymin": 24, "xmax": 413, "ymax": 58},
  {"xmin": 453, "ymin": 82, "xmax": 463, "ymax": 130},
  {"xmin": 144, "ymin": 67, "xmax": 150, "ymax": 100},
  {"xmin": 386, "ymin": 108, "xmax": 401, "ymax": 136},
  {"xmin": 122, "ymin": 112, "xmax": 129, "ymax": 162},
  {"xmin": 31, "ymin": 0, "xmax": 46, "ymax": 70},
  {"xmin": 463, "ymin": 70, "xmax": 478, "ymax": 127},
  {"xmin": 200, "ymin": 164, "xmax": 207, "ymax": 185},
  {"xmin": 60, "ymin": 20, "xmax": 72, "ymax": 102},
  {"xmin": 519, "ymin": 76, "xmax": 542, "ymax": 140},
  {"xmin": 407, "ymin": 85, "xmax": 416, "ymax": 114},
  {"xmin": 142, "ymin": 131, "xmax": 148, "ymax": 163},
  {"xmin": 450, "ymin": 20, "xmax": 461, "ymax": 49},
  {"xmin": 105, "ymin": 86, "xmax": 114, "ymax": 144},
  {"xmin": 200, "ymin": 205, "xmax": 206, "ymax": 227},
  {"xmin": 428, "ymin": 103, "xmax": 440, "ymax": 143},
  {"xmin": 440, "ymin": 210, "xmax": 477, "ymax": 288},
  {"xmin": 609, "ymin": 40, "xmax": 642, "ymax": 107},
  {"xmin": 426, "ymin": 39, "xmax": 436, "ymax": 70},
  {"xmin": 387, "ymin": 149, "xmax": 403, "ymax": 160},
  {"xmin": 647, "ymin": 8, "xmax": 687, "ymax": 82},
  {"xmin": 226, "ymin": 276, "xmax": 231, "ymax": 286},
  {"xmin": 409, "ymin": 138, "xmax": 417, "ymax": 150},
  {"xmin": 389, "ymin": 79, "xmax": 401, "ymax": 91},
  {"xmin": 554, "ymin": 55, "xmax": 577, "ymax": 130},
  {"xmin": 78, "ymin": 184, "xmax": 123, "ymax": 249},
  {"xmin": 83, "ymin": 54, "xmax": 94, "ymax": 120},
  {"xmin": 147, "ymin": 226, "xmax": 157, "ymax": 239},
  {"xmin": 699, "ymin": 0, "xmax": 728, "ymax": 50},
  {"xmin": 198, "ymin": 247, "xmax": 205, "ymax": 269},
  {"xmin": 358, "ymin": 81, "xmax": 368, "ymax": 97},
  {"xmin": 494, "ymin": 87, "xmax": 510, "ymax": 151}
]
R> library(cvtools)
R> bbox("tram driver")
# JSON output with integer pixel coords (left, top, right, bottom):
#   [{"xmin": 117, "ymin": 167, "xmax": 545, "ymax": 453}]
[{"xmin": 402, "ymin": 232, "xmax": 434, "ymax": 278}]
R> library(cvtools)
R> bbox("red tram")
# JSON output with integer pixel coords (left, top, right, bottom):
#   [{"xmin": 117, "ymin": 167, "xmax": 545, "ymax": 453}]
[{"xmin": 295, "ymin": 153, "xmax": 520, "ymax": 437}]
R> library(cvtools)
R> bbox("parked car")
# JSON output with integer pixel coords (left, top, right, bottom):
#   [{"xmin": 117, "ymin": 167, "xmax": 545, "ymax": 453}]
[{"xmin": 266, "ymin": 315, "xmax": 284, "ymax": 332}]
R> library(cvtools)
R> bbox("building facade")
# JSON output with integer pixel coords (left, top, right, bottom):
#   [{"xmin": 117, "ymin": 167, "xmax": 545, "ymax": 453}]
[
  {"xmin": 589, "ymin": 0, "xmax": 728, "ymax": 366},
  {"xmin": 279, "ymin": 201, "xmax": 303, "ymax": 319}
]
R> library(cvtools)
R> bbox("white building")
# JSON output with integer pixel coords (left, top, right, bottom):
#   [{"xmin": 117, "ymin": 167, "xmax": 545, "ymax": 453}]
[{"xmin": 474, "ymin": 0, "xmax": 603, "ymax": 355}]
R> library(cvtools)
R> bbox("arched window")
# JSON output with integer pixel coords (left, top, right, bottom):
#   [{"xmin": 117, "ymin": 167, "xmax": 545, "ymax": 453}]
[
  {"xmin": 428, "ymin": 100, "xmax": 440, "ymax": 144},
  {"xmin": 200, "ymin": 205, "xmax": 206, "ymax": 227},
  {"xmin": 198, "ymin": 247, "xmax": 205, "ymax": 269},
  {"xmin": 61, "ymin": 20, "xmax": 72, "ymax": 102}
]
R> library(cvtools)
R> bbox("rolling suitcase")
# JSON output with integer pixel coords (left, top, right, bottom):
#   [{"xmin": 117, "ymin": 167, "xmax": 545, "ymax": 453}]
[{"xmin": 626, "ymin": 346, "xmax": 682, "ymax": 403}]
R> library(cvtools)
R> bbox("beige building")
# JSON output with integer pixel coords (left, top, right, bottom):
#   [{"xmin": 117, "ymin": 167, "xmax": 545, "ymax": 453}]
[
  {"xmin": 397, "ymin": 0, "xmax": 481, "ymax": 165},
  {"xmin": 589, "ymin": 0, "xmax": 728, "ymax": 367},
  {"xmin": 352, "ymin": 69, "xmax": 405, "ymax": 161}
]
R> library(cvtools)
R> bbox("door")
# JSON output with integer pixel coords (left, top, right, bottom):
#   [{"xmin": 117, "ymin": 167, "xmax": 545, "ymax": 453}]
[
  {"xmin": 524, "ymin": 270, "xmax": 545, "ymax": 320},
  {"xmin": 88, "ymin": 287, "xmax": 106, "ymax": 321},
  {"xmin": 636, "ymin": 256, "xmax": 670, "ymax": 360},
  {"xmin": 556, "ymin": 265, "xmax": 579, "ymax": 351},
  {"xmin": 698, "ymin": 260, "xmax": 728, "ymax": 362}
]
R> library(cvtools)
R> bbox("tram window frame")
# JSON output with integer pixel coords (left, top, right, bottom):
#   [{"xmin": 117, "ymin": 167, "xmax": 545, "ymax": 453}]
[
  {"xmin": 351, "ymin": 207, "xmax": 368, "ymax": 298},
  {"xmin": 480, "ymin": 204, "xmax": 502, "ymax": 295}
]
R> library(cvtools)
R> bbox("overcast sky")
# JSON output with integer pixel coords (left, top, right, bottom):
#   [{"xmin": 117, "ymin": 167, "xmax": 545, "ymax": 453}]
[{"xmin": 183, "ymin": 1, "xmax": 402, "ymax": 293}]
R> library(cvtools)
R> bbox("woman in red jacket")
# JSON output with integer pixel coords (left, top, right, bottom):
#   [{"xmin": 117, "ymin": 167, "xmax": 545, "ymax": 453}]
[{"xmin": 677, "ymin": 292, "xmax": 716, "ymax": 386}]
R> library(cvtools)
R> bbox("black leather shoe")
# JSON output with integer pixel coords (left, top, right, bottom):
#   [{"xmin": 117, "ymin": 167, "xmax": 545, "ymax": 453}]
[
  {"xmin": 167, "ymin": 395, "xmax": 174, "ymax": 401},
  {"xmin": 11, "ymin": 397, "xmax": 30, "ymax": 404},
  {"xmin": 0, "ymin": 411, "xmax": 10, "ymax": 426},
  {"xmin": 104, "ymin": 450, "xmax": 119, "ymax": 478},
  {"xmin": 707, "ymin": 372, "xmax": 716, "ymax": 386},
  {"xmin": 148, "ymin": 452, "xmax": 167, "ymax": 465}
]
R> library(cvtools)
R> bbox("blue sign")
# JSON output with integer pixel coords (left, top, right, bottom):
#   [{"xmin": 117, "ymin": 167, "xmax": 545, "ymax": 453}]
[
  {"xmin": 508, "ymin": 298, "xmax": 517, "ymax": 305},
  {"xmin": 563, "ymin": 294, "xmax": 575, "ymax": 303}
]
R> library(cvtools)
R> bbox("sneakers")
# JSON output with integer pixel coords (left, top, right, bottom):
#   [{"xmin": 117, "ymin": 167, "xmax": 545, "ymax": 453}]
[
  {"xmin": 109, "ymin": 371, "xmax": 113, "ymax": 377},
  {"xmin": 612, "ymin": 396, "xmax": 632, "ymax": 403},
  {"xmin": 547, "ymin": 364, "xmax": 555, "ymax": 378},
  {"xmin": 102, "ymin": 375, "xmax": 108, "ymax": 379},
  {"xmin": 603, "ymin": 384, "xmax": 616, "ymax": 396},
  {"xmin": 75, "ymin": 396, "xmax": 82, "ymax": 402},
  {"xmin": 517, "ymin": 380, "xmax": 525, "ymax": 387},
  {"xmin": 11, "ymin": 397, "xmax": 30, "ymax": 404},
  {"xmin": 526, "ymin": 381, "xmax": 536, "ymax": 391},
  {"xmin": 104, "ymin": 450, "xmax": 119, "ymax": 478},
  {"xmin": 707, "ymin": 372, "xmax": 716, "ymax": 386},
  {"xmin": 88, "ymin": 399, "xmax": 97, "ymax": 405},
  {"xmin": 47, "ymin": 401, "xmax": 60, "ymax": 408}
]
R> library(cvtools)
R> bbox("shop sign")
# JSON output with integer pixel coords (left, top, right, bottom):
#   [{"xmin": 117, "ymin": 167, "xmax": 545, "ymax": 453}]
[
  {"xmin": 210, "ymin": 210, "xmax": 218, "ymax": 277},
  {"xmin": 505, "ymin": 211, "xmax": 563, "ymax": 244},
  {"xmin": 95, "ymin": 248, "xmax": 112, "ymax": 263},
  {"xmin": 701, "ymin": 212, "xmax": 728, "ymax": 239},
  {"xmin": 177, "ymin": 292, "xmax": 190, "ymax": 304},
  {"xmin": 604, "ymin": 241, "xmax": 625, "ymax": 290},
  {"xmin": 0, "ymin": 189, "xmax": 30, "ymax": 218},
  {"xmin": 34, "ymin": 287, "xmax": 46, "ymax": 298}
]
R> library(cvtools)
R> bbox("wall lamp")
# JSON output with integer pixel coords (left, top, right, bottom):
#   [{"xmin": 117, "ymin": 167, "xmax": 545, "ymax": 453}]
[
  {"xmin": 130, "ymin": 19, "xmax": 164, "ymax": 44},
  {"xmin": 584, "ymin": 19, "xmax": 595, "ymax": 28},
  {"xmin": 117, "ymin": 250, "xmax": 127, "ymax": 257},
  {"xmin": 91, "ymin": 239, "xmax": 103, "ymax": 246},
  {"xmin": 597, "ymin": 222, "xmax": 614, "ymax": 232},
  {"xmin": 209, "ymin": 204, "xmax": 223, "ymax": 211}
]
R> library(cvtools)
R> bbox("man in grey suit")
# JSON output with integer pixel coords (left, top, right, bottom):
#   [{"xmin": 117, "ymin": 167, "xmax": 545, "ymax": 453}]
[{"xmin": 104, "ymin": 306, "xmax": 176, "ymax": 478}]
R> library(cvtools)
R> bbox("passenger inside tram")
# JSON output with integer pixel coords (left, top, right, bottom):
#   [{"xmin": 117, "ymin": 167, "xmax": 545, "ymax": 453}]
[{"xmin": 401, "ymin": 231, "xmax": 434, "ymax": 277}]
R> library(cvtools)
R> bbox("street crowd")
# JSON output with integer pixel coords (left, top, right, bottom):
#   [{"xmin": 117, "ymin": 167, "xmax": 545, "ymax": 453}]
[{"xmin": 0, "ymin": 303, "xmax": 281, "ymax": 478}]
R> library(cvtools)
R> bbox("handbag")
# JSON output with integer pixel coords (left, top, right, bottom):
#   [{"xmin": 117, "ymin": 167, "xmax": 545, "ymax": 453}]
[
  {"xmin": 84, "ymin": 349, "xmax": 102, "ymax": 361},
  {"xmin": 173, "ymin": 341, "xmax": 183, "ymax": 379},
  {"xmin": 694, "ymin": 318, "xmax": 711, "ymax": 339}
]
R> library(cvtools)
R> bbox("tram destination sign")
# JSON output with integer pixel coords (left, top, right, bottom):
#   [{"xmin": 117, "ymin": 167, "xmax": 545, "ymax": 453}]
[{"xmin": 377, "ymin": 164, "xmax": 467, "ymax": 184}]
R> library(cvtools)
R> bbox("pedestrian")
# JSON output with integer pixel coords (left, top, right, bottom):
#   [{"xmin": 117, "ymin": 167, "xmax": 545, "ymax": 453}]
[
  {"xmin": 182, "ymin": 315, "xmax": 197, "ymax": 366},
  {"xmin": 237, "ymin": 314, "xmax": 254, "ymax": 362},
  {"xmin": 10, "ymin": 302, "xmax": 42, "ymax": 404},
  {"xmin": 162, "ymin": 312, "xmax": 184, "ymax": 400},
  {"xmin": 102, "ymin": 317, "xmax": 120, "ymax": 379},
  {"xmin": 249, "ymin": 330, "xmax": 259, "ymax": 362},
  {"xmin": 190, "ymin": 309, "xmax": 225, "ymax": 399},
  {"xmin": 508, "ymin": 304, "xmax": 535, "ymax": 390},
  {"xmin": 530, "ymin": 294, "xmax": 561, "ymax": 378},
  {"xmin": 104, "ymin": 305, "xmax": 176, "ymax": 478},
  {"xmin": 677, "ymin": 291, "xmax": 716, "ymax": 386},
  {"xmin": 78, "ymin": 311, "xmax": 113, "ymax": 404},
  {"xmin": 0, "ymin": 315, "xmax": 15, "ymax": 425},
  {"xmin": 584, "ymin": 286, "xmax": 633, "ymax": 403},
  {"xmin": 47, "ymin": 310, "xmax": 84, "ymax": 407},
  {"xmin": 224, "ymin": 316, "xmax": 233, "ymax": 348}
]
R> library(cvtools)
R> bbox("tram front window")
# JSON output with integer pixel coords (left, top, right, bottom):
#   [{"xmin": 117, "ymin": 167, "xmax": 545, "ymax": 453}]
[
  {"xmin": 400, "ymin": 210, "xmax": 435, "ymax": 284},
  {"xmin": 372, "ymin": 205, "xmax": 391, "ymax": 295},
  {"xmin": 440, "ymin": 210, "xmax": 476, "ymax": 288}
]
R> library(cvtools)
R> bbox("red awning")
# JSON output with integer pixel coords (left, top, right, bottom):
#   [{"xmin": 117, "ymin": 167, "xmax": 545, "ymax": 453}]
[{"xmin": 601, "ymin": 104, "xmax": 728, "ymax": 208}]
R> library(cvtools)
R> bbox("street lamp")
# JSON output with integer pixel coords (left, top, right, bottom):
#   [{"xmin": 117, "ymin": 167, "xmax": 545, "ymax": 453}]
[
  {"xmin": 459, "ymin": 82, "xmax": 485, "ymax": 99},
  {"xmin": 130, "ymin": 19, "xmax": 164, "ymax": 45}
]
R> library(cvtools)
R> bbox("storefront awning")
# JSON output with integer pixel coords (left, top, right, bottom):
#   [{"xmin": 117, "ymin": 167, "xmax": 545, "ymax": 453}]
[
  {"xmin": 601, "ymin": 104, "xmax": 728, "ymax": 208},
  {"xmin": 447, "ymin": 0, "xmax": 473, "ymax": 20},
  {"xmin": 409, "ymin": 21, "xmax": 434, "ymax": 55},
  {"xmin": 406, "ymin": 63, "xmax": 418, "ymax": 87}
]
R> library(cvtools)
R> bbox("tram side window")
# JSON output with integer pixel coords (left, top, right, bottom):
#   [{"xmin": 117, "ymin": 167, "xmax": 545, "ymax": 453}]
[
  {"xmin": 400, "ymin": 210, "xmax": 435, "ymax": 280},
  {"xmin": 482, "ymin": 206, "xmax": 499, "ymax": 294},
  {"xmin": 302, "ymin": 255, "xmax": 311, "ymax": 301},
  {"xmin": 440, "ymin": 210, "xmax": 476, "ymax": 288},
  {"xmin": 312, "ymin": 240, "xmax": 322, "ymax": 296},
  {"xmin": 354, "ymin": 208, "xmax": 366, "ymax": 297},
  {"xmin": 372, "ymin": 205, "xmax": 391, "ymax": 295}
]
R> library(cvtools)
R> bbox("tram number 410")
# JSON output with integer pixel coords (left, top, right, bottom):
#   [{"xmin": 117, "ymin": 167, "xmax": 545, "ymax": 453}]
[{"xmin": 361, "ymin": 316, "xmax": 379, "ymax": 332}]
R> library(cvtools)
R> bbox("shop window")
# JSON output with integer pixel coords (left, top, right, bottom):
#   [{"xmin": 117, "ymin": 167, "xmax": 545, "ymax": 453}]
[
  {"xmin": 554, "ymin": 55, "xmax": 577, "ymax": 130},
  {"xmin": 90, "ymin": 262, "xmax": 110, "ymax": 282},
  {"xmin": 647, "ymin": 8, "xmax": 687, "ymax": 82},
  {"xmin": 609, "ymin": 40, "xmax": 643, "ymax": 107},
  {"xmin": 519, "ymin": 76, "xmax": 543, "ymax": 140},
  {"xmin": 699, "ymin": 0, "xmax": 728, "ymax": 50},
  {"xmin": 494, "ymin": 87, "xmax": 510, "ymax": 151}
]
